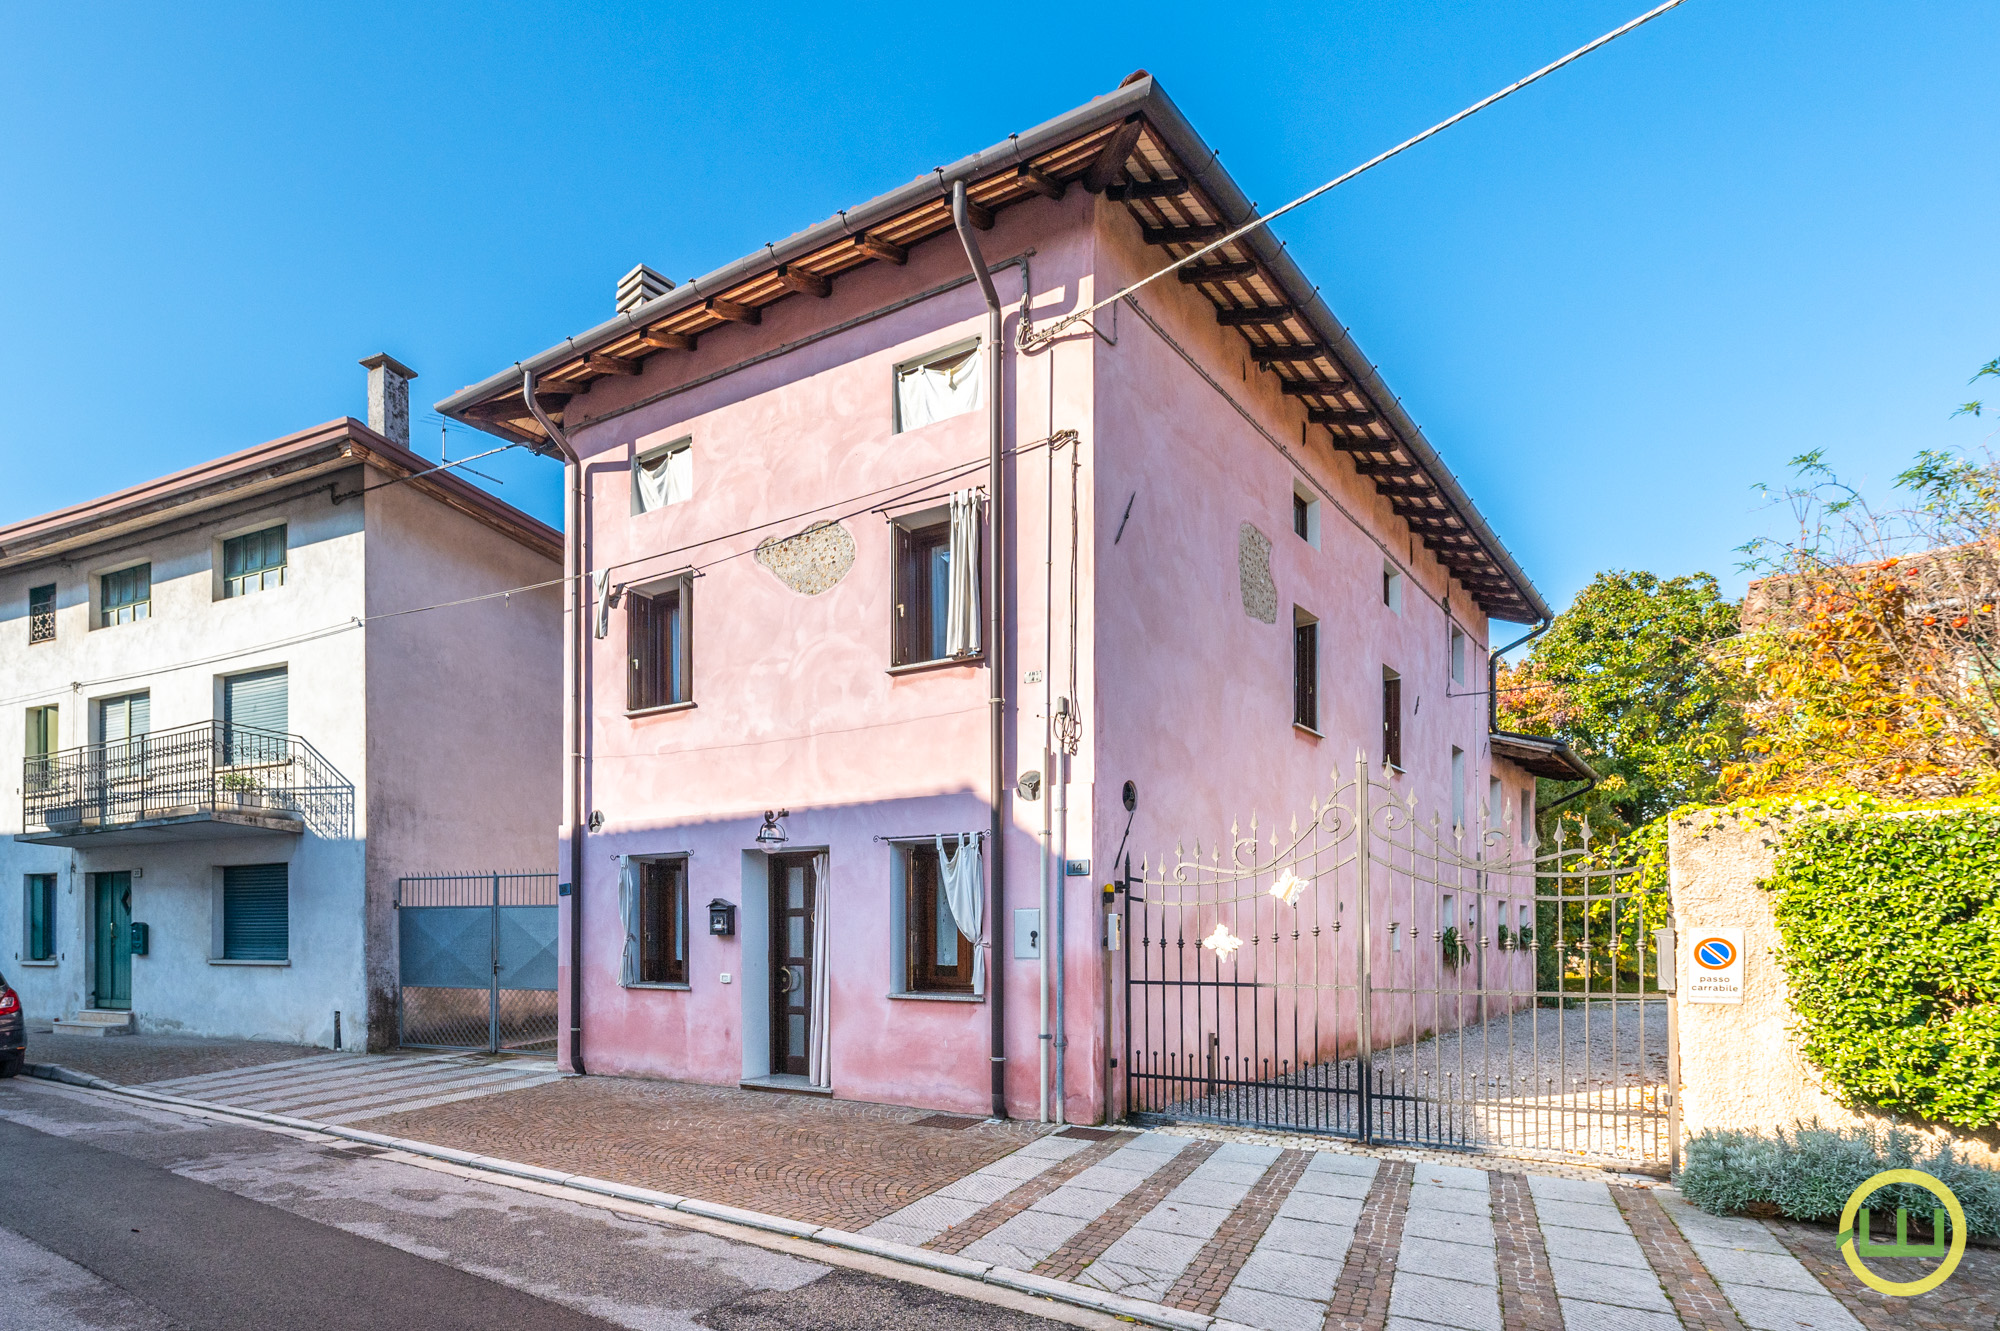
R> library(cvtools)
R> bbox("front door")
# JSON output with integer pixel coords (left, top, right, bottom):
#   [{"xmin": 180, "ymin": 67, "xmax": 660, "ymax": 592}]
[
  {"xmin": 93, "ymin": 871, "xmax": 133, "ymax": 1011},
  {"xmin": 769, "ymin": 856, "xmax": 816, "ymax": 1077}
]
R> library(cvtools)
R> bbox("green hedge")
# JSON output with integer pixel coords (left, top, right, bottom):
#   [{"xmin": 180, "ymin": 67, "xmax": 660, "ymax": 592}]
[
  {"xmin": 1768, "ymin": 805, "xmax": 2000, "ymax": 1129},
  {"xmin": 1681, "ymin": 1122, "xmax": 2000, "ymax": 1234}
]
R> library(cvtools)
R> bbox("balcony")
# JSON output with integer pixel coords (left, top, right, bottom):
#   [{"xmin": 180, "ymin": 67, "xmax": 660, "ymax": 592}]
[{"xmin": 19, "ymin": 721, "xmax": 355, "ymax": 846}]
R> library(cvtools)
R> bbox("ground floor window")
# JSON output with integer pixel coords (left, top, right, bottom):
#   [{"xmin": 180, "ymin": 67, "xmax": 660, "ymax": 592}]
[
  {"xmin": 904, "ymin": 844, "xmax": 973, "ymax": 994},
  {"xmin": 26, "ymin": 874, "xmax": 56, "ymax": 960},
  {"xmin": 639, "ymin": 858, "xmax": 688, "ymax": 985},
  {"xmin": 223, "ymin": 863, "xmax": 288, "ymax": 961}
]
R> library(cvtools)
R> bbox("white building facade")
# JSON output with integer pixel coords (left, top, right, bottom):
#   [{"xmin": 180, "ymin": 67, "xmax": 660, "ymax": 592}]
[{"xmin": 0, "ymin": 358, "xmax": 561, "ymax": 1050}]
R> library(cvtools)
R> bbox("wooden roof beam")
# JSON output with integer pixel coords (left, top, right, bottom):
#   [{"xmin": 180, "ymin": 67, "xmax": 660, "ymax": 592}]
[
  {"xmin": 1377, "ymin": 481, "xmax": 1438, "ymax": 499},
  {"xmin": 1017, "ymin": 163, "xmax": 1067, "ymax": 200},
  {"xmin": 961, "ymin": 196, "xmax": 995, "ymax": 231},
  {"xmin": 706, "ymin": 297, "xmax": 761, "ymax": 325},
  {"xmin": 855, "ymin": 233, "xmax": 907, "ymax": 265},
  {"xmin": 1279, "ymin": 380, "xmax": 1347, "ymax": 398},
  {"xmin": 1251, "ymin": 345, "xmax": 1327, "ymax": 364},
  {"xmin": 638, "ymin": 328, "xmax": 697, "ymax": 353},
  {"xmin": 1309, "ymin": 406, "xmax": 1378, "ymax": 426},
  {"xmin": 1180, "ymin": 260, "xmax": 1258, "ymax": 284},
  {"xmin": 1352, "ymin": 460, "xmax": 1422, "ymax": 477},
  {"xmin": 585, "ymin": 354, "xmax": 641, "ymax": 376},
  {"xmin": 1216, "ymin": 305, "xmax": 1294, "ymax": 327},
  {"xmin": 775, "ymin": 265, "xmax": 832, "ymax": 299},
  {"xmin": 1105, "ymin": 177, "xmax": 1188, "ymax": 201},
  {"xmin": 1082, "ymin": 116, "xmax": 1145, "ymax": 193},
  {"xmin": 1142, "ymin": 223, "xmax": 1226, "ymax": 246}
]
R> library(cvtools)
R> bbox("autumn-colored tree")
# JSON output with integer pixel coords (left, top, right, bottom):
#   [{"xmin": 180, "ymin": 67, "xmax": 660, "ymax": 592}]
[
  {"xmin": 1723, "ymin": 445, "xmax": 2000, "ymax": 798},
  {"xmin": 1497, "ymin": 570, "xmax": 1744, "ymax": 837}
]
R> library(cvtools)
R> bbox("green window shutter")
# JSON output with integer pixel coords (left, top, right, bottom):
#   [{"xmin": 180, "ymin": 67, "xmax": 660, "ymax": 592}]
[
  {"xmin": 223, "ymin": 863, "xmax": 288, "ymax": 961},
  {"xmin": 27, "ymin": 875, "xmax": 55, "ymax": 961},
  {"xmin": 223, "ymin": 668, "xmax": 288, "ymax": 736}
]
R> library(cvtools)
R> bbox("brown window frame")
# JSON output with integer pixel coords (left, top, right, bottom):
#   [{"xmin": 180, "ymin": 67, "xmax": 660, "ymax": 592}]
[
  {"xmin": 1293, "ymin": 610, "xmax": 1318, "ymax": 731},
  {"xmin": 638, "ymin": 857, "xmax": 688, "ymax": 985},
  {"xmin": 905, "ymin": 843, "xmax": 974, "ymax": 994},
  {"xmin": 892, "ymin": 517, "xmax": 953, "ymax": 667},
  {"xmin": 628, "ymin": 577, "xmax": 692, "ymax": 711},
  {"xmin": 1382, "ymin": 669, "xmax": 1403, "ymax": 771}
]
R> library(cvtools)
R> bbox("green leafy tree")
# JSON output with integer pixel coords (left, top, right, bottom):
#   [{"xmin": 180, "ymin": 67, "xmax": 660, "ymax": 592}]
[{"xmin": 1497, "ymin": 570, "xmax": 1744, "ymax": 837}]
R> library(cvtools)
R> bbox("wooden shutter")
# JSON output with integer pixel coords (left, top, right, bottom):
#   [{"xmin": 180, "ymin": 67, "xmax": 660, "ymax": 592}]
[
  {"xmin": 1294, "ymin": 622, "xmax": 1317, "ymax": 730},
  {"xmin": 893, "ymin": 525, "xmax": 919, "ymax": 665},
  {"xmin": 628, "ymin": 592, "xmax": 658, "ymax": 709},
  {"xmin": 223, "ymin": 863, "xmax": 289, "ymax": 961},
  {"xmin": 1383, "ymin": 676, "xmax": 1403, "ymax": 770}
]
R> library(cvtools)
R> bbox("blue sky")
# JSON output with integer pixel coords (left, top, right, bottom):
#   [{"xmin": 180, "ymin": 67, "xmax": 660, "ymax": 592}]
[{"xmin": 3, "ymin": 2, "xmax": 1994, "ymax": 617}]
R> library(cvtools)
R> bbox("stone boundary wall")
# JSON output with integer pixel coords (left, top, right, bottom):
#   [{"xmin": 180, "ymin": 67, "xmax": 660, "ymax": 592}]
[{"xmin": 1666, "ymin": 809, "xmax": 2000, "ymax": 1168}]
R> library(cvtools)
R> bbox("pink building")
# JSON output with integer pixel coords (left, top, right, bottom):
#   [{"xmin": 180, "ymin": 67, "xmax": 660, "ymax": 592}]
[{"xmin": 440, "ymin": 74, "xmax": 1591, "ymax": 1129}]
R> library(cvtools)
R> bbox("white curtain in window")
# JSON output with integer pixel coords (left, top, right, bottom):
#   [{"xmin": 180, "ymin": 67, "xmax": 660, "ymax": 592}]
[
  {"xmin": 808, "ymin": 851, "xmax": 831, "ymax": 1088},
  {"xmin": 897, "ymin": 347, "xmax": 982, "ymax": 431},
  {"xmin": 945, "ymin": 489, "xmax": 982, "ymax": 657},
  {"xmin": 618, "ymin": 856, "xmax": 640, "ymax": 986},
  {"xmin": 593, "ymin": 570, "xmax": 612, "ymax": 639},
  {"xmin": 935, "ymin": 833, "xmax": 985, "ymax": 995},
  {"xmin": 635, "ymin": 445, "xmax": 691, "ymax": 512}
]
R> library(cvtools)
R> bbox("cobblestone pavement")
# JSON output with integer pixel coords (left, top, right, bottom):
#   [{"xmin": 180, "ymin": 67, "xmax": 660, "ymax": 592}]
[{"xmin": 360, "ymin": 1073, "xmax": 1052, "ymax": 1231}]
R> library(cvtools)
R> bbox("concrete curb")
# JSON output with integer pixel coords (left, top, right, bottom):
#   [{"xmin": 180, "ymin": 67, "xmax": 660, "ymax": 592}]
[{"xmin": 21, "ymin": 1062, "xmax": 1224, "ymax": 1331}]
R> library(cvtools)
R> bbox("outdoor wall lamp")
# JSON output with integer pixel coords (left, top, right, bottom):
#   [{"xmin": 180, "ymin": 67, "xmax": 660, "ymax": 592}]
[
  {"xmin": 708, "ymin": 898, "xmax": 737, "ymax": 937},
  {"xmin": 756, "ymin": 809, "xmax": 790, "ymax": 844}
]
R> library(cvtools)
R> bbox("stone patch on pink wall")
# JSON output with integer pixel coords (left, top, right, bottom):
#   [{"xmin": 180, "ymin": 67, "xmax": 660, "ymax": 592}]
[
  {"xmin": 1238, "ymin": 521, "xmax": 1277, "ymax": 623},
  {"xmin": 755, "ymin": 520, "xmax": 856, "ymax": 595}
]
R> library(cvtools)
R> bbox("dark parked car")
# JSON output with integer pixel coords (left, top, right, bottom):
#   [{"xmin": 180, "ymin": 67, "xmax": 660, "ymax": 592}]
[{"xmin": 0, "ymin": 972, "xmax": 23, "ymax": 1077}]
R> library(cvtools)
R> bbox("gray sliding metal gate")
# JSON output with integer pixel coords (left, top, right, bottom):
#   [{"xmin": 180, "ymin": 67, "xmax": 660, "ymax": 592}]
[{"xmin": 396, "ymin": 872, "xmax": 558, "ymax": 1055}]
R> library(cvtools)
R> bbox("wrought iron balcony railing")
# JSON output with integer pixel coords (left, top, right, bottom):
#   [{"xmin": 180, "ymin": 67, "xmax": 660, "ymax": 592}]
[{"xmin": 22, "ymin": 720, "xmax": 354, "ymax": 840}]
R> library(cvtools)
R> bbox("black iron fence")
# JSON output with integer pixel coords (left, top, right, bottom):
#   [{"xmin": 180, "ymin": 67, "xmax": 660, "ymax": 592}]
[{"xmin": 22, "ymin": 721, "xmax": 354, "ymax": 839}]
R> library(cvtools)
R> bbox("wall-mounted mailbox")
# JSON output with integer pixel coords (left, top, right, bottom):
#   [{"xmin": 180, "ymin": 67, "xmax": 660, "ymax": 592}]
[
  {"xmin": 708, "ymin": 898, "xmax": 736, "ymax": 937},
  {"xmin": 129, "ymin": 922, "xmax": 150, "ymax": 957}
]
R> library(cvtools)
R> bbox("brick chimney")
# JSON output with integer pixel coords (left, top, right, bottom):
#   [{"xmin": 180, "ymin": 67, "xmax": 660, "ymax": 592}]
[{"xmin": 359, "ymin": 353, "xmax": 418, "ymax": 448}]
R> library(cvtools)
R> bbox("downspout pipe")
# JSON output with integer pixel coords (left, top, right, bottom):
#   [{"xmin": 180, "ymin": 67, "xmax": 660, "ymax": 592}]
[
  {"xmin": 953, "ymin": 180, "xmax": 1008, "ymax": 1120},
  {"xmin": 524, "ymin": 368, "xmax": 588, "ymax": 1076}
]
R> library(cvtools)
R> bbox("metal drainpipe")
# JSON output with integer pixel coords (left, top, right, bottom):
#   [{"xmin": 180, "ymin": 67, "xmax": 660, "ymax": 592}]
[
  {"xmin": 953, "ymin": 180, "xmax": 1008, "ymax": 1120},
  {"xmin": 1052, "ymin": 717, "xmax": 1070, "ymax": 1125},
  {"xmin": 524, "ymin": 369, "xmax": 587, "ymax": 1076}
]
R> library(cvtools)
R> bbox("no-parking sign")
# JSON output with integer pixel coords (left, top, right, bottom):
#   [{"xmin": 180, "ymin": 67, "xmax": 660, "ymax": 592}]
[{"xmin": 1686, "ymin": 927, "xmax": 1745, "ymax": 1005}]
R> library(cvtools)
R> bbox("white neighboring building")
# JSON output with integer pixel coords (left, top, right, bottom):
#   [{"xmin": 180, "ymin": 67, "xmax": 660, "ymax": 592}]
[{"xmin": 0, "ymin": 357, "xmax": 561, "ymax": 1049}]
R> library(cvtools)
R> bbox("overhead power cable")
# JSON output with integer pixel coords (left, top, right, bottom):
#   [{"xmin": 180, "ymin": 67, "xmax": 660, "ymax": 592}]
[{"xmin": 1018, "ymin": 0, "xmax": 1692, "ymax": 353}]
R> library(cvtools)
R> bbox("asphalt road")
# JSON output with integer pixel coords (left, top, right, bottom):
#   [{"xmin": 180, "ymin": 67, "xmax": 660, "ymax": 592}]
[{"xmin": 0, "ymin": 1076, "xmax": 1076, "ymax": 1331}]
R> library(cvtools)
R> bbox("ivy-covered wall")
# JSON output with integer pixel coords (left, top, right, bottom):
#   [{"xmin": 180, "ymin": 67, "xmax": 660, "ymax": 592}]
[{"xmin": 1666, "ymin": 801, "xmax": 2000, "ymax": 1166}]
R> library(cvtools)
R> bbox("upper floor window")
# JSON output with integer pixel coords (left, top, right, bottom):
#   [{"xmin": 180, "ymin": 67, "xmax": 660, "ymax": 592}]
[
  {"xmin": 633, "ymin": 438, "xmax": 692, "ymax": 514},
  {"xmin": 894, "ymin": 341, "xmax": 982, "ymax": 432},
  {"xmin": 100, "ymin": 565, "xmax": 150, "ymax": 627},
  {"xmin": 628, "ymin": 578, "xmax": 692, "ymax": 711},
  {"xmin": 1293, "ymin": 608, "xmax": 1319, "ymax": 732},
  {"xmin": 1450, "ymin": 627, "xmax": 1468, "ymax": 686},
  {"xmin": 223, "ymin": 526, "xmax": 287, "ymax": 598},
  {"xmin": 892, "ymin": 492, "xmax": 981, "ymax": 667},
  {"xmin": 1451, "ymin": 746, "xmax": 1467, "ymax": 828},
  {"xmin": 1292, "ymin": 484, "xmax": 1319, "ymax": 547},
  {"xmin": 1489, "ymin": 776, "xmax": 1504, "ymax": 829},
  {"xmin": 28, "ymin": 584, "xmax": 55, "ymax": 644},
  {"xmin": 1382, "ymin": 668, "xmax": 1403, "ymax": 771},
  {"xmin": 25, "ymin": 706, "xmax": 58, "ymax": 791},
  {"xmin": 1383, "ymin": 563, "xmax": 1403, "ymax": 614}
]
